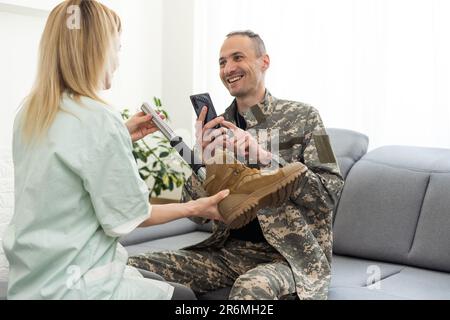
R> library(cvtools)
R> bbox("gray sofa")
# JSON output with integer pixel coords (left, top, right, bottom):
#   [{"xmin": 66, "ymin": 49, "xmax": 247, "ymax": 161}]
[
  {"xmin": 120, "ymin": 128, "xmax": 450, "ymax": 300},
  {"xmin": 1, "ymin": 128, "xmax": 449, "ymax": 300},
  {"xmin": 331, "ymin": 143, "xmax": 450, "ymax": 299}
]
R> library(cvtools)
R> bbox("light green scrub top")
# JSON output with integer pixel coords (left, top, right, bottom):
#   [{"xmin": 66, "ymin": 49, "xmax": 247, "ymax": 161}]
[{"xmin": 2, "ymin": 94, "xmax": 174, "ymax": 300}]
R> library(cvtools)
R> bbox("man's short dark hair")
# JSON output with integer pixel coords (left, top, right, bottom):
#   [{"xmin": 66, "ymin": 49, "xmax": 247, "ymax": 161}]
[{"xmin": 226, "ymin": 30, "xmax": 267, "ymax": 57}]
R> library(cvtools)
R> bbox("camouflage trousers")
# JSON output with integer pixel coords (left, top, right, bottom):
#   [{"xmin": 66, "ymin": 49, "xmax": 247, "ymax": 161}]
[{"xmin": 127, "ymin": 238, "xmax": 297, "ymax": 300}]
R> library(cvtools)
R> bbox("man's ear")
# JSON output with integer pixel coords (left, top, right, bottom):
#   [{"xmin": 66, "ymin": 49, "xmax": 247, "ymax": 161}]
[{"xmin": 261, "ymin": 54, "xmax": 270, "ymax": 72}]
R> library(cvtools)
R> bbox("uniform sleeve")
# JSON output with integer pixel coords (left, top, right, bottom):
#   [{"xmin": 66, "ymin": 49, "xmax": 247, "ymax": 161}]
[
  {"xmin": 80, "ymin": 113, "xmax": 151, "ymax": 237},
  {"xmin": 290, "ymin": 107, "xmax": 345, "ymax": 213},
  {"xmin": 181, "ymin": 174, "xmax": 210, "ymax": 225}
]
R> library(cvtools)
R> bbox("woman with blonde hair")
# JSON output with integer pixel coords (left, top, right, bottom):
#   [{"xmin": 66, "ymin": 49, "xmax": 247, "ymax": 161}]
[{"xmin": 2, "ymin": 0, "xmax": 228, "ymax": 300}]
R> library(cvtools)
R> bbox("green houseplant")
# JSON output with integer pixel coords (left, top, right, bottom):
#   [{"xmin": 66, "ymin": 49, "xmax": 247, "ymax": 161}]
[{"xmin": 121, "ymin": 97, "xmax": 188, "ymax": 200}]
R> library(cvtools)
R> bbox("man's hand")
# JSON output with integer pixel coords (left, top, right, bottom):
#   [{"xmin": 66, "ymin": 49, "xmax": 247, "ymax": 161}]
[
  {"xmin": 126, "ymin": 111, "xmax": 164, "ymax": 142},
  {"xmin": 195, "ymin": 106, "xmax": 227, "ymax": 162},
  {"xmin": 221, "ymin": 121, "xmax": 272, "ymax": 165}
]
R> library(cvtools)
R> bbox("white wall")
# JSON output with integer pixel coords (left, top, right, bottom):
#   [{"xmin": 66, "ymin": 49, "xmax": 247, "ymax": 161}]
[
  {"xmin": 157, "ymin": 0, "xmax": 196, "ymax": 200},
  {"xmin": 0, "ymin": 0, "xmax": 164, "ymax": 282},
  {"xmin": 100, "ymin": 0, "xmax": 163, "ymax": 110},
  {"xmin": 0, "ymin": 7, "xmax": 47, "ymax": 283},
  {"xmin": 192, "ymin": 0, "xmax": 450, "ymax": 150},
  {"xmin": 0, "ymin": 0, "xmax": 60, "ymax": 10},
  {"xmin": 161, "ymin": 0, "xmax": 195, "ymax": 140}
]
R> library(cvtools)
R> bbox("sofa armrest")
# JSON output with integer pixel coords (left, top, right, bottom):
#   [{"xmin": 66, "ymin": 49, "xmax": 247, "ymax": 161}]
[{"xmin": 327, "ymin": 128, "xmax": 369, "ymax": 179}]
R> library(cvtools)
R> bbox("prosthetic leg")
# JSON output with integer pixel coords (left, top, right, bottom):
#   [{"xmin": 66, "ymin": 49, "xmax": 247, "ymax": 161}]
[
  {"xmin": 141, "ymin": 102, "xmax": 206, "ymax": 181},
  {"xmin": 141, "ymin": 102, "xmax": 304, "ymax": 229}
]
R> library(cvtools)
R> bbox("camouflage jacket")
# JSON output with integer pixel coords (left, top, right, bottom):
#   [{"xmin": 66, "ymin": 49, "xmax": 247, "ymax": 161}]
[{"xmin": 182, "ymin": 91, "xmax": 344, "ymax": 300}]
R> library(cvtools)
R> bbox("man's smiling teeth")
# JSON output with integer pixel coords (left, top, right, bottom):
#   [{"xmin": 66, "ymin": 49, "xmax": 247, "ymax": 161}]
[{"xmin": 227, "ymin": 75, "xmax": 243, "ymax": 84}]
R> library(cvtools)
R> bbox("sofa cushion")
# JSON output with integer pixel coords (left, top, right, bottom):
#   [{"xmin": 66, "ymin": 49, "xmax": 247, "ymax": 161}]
[
  {"xmin": 197, "ymin": 254, "xmax": 450, "ymax": 300},
  {"xmin": 197, "ymin": 286, "xmax": 406, "ymax": 300},
  {"xmin": 408, "ymin": 173, "xmax": 450, "ymax": 273},
  {"xmin": 125, "ymin": 231, "xmax": 211, "ymax": 257},
  {"xmin": 331, "ymin": 254, "xmax": 450, "ymax": 300},
  {"xmin": 334, "ymin": 146, "xmax": 450, "ymax": 271},
  {"xmin": 328, "ymin": 287, "xmax": 404, "ymax": 300},
  {"xmin": 120, "ymin": 218, "xmax": 198, "ymax": 247},
  {"xmin": 330, "ymin": 255, "xmax": 404, "ymax": 288},
  {"xmin": 198, "ymin": 255, "xmax": 405, "ymax": 300},
  {"xmin": 327, "ymin": 128, "xmax": 369, "ymax": 179},
  {"xmin": 333, "ymin": 154, "xmax": 430, "ymax": 264},
  {"xmin": 372, "ymin": 266, "xmax": 450, "ymax": 300}
]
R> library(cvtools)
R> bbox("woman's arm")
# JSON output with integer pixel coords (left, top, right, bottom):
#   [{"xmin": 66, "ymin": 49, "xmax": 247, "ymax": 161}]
[
  {"xmin": 126, "ymin": 112, "xmax": 229, "ymax": 227},
  {"xmin": 138, "ymin": 189, "xmax": 229, "ymax": 227}
]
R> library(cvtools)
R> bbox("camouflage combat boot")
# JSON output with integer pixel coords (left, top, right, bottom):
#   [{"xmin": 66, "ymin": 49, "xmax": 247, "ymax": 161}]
[{"xmin": 203, "ymin": 152, "xmax": 306, "ymax": 229}]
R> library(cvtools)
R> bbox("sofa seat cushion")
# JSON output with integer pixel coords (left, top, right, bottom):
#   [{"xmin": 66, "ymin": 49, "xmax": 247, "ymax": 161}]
[
  {"xmin": 330, "ymin": 255, "xmax": 450, "ymax": 300},
  {"xmin": 125, "ymin": 231, "xmax": 211, "ymax": 257},
  {"xmin": 197, "ymin": 255, "xmax": 450, "ymax": 300},
  {"xmin": 330, "ymin": 255, "xmax": 404, "ymax": 288},
  {"xmin": 197, "ymin": 255, "xmax": 406, "ymax": 300},
  {"xmin": 328, "ymin": 287, "xmax": 404, "ymax": 300},
  {"xmin": 119, "ymin": 218, "xmax": 198, "ymax": 247},
  {"xmin": 371, "ymin": 267, "xmax": 450, "ymax": 300}
]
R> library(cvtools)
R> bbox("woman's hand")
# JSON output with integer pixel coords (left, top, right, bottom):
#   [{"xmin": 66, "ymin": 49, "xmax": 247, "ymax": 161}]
[
  {"xmin": 126, "ymin": 111, "xmax": 164, "ymax": 142},
  {"xmin": 139, "ymin": 189, "xmax": 230, "ymax": 228},
  {"xmin": 191, "ymin": 189, "xmax": 230, "ymax": 221}
]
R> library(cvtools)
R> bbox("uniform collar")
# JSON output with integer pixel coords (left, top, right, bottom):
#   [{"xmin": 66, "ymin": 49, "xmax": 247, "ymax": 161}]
[{"xmin": 223, "ymin": 90, "xmax": 276, "ymax": 129}]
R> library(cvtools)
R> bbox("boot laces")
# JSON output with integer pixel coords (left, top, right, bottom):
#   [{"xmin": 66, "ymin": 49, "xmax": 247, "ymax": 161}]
[{"xmin": 233, "ymin": 165, "xmax": 260, "ymax": 177}]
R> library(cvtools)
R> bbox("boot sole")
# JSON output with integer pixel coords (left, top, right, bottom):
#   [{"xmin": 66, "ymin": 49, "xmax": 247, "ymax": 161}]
[{"xmin": 221, "ymin": 163, "xmax": 305, "ymax": 229}]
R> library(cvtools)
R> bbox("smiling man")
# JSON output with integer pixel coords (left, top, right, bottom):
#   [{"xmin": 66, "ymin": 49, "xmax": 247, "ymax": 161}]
[
  {"xmin": 219, "ymin": 31, "xmax": 269, "ymax": 112},
  {"xmin": 128, "ymin": 31, "xmax": 344, "ymax": 300}
]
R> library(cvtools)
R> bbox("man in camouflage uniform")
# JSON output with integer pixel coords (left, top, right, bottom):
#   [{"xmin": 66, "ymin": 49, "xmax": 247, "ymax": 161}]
[{"xmin": 128, "ymin": 31, "xmax": 344, "ymax": 300}]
